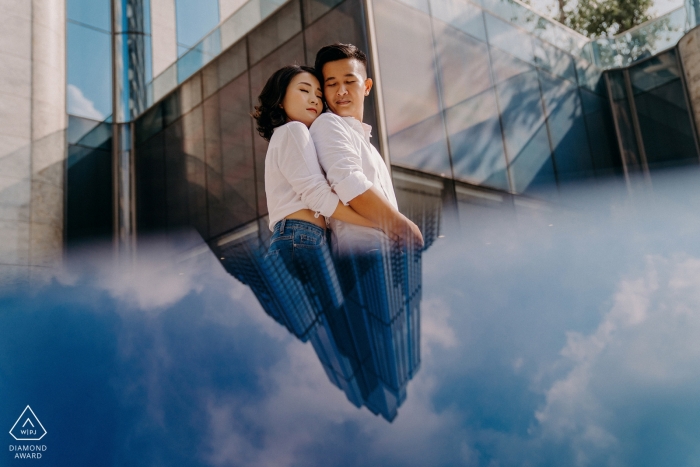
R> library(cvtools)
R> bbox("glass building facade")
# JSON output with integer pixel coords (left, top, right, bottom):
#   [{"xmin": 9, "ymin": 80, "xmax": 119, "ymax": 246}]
[{"xmin": 62, "ymin": 0, "xmax": 700, "ymax": 244}]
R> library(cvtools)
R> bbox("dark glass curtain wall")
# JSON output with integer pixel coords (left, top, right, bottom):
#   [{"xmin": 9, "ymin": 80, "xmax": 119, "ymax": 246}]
[
  {"xmin": 134, "ymin": 0, "xmax": 375, "ymax": 241},
  {"xmin": 371, "ymin": 0, "xmax": 622, "ymax": 195}
]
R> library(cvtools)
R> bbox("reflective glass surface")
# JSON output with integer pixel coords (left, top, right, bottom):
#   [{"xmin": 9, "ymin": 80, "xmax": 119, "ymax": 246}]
[
  {"xmin": 175, "ymin": 0, "xmax": 220, "ymax": 54},
  {"xmin": 539, "ymin": 70, "xmax": 594, "ymax": 182},
  {"xmin": 372, "ymin": 0, "xmax": 618, "ymax": 194},
  {"xmin": 136, "ymin": 0, "xmax": 374, "ymax": 239},
  {"xmin": 11, "ymin": 170, "xmax": 700, "ymax": 464},
  {"xmin": 67, "ymin": 22, "xmax": 112, "ymax": 120},
  {"xmin": 497, "ymin": 70, "xmax": 555, "ymax": 192},
  {"xmin": 374, "ymin": 0, "xmax": 450, "ymax": 176},
  {"xmin": 66, "ymin": 117, "xmax": 114, "ymax": 245},
  {"xmin": 67, "ymin": 0, "xmax": 111, "ymax": 30},
  {"xmin": 628, "ymin": 50, "xmax": 698, "ymax": 168},
  {"xmin": 584, "ymin": 6, "xmax": 688, "ymax": 69}
]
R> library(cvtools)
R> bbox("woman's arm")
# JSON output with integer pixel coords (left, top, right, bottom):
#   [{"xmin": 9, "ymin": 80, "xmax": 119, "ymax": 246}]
[{"xmin": 329, "ymin": 201, "xmax": 379, "ymax": 229}]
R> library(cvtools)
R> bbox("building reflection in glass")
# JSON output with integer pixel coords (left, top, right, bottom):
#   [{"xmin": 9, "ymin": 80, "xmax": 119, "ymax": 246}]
[{"xmin": 211, "ymin": 215, "xmax": 433, "ymax": 422}]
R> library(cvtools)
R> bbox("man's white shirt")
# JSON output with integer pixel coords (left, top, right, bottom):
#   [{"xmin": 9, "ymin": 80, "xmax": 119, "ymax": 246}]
[{"xmin": 310, "ymin": 112, "xmax": 397, "ymax": 254}]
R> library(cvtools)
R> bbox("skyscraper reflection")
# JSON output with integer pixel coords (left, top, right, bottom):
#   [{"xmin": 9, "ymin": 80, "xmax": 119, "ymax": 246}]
[{"xmin": 212, "ymin": 219, "xmax": 426, "ymax": 421}]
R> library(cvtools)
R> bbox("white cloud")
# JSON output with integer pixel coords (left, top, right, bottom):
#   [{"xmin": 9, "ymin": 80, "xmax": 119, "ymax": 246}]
[
  {"xmin": 67, "ymin": 84, "xmax": 105, "ymax": 121},
  {"xmin": 535, "ymin": 253, "xmax": 700, "ymax": 465}
]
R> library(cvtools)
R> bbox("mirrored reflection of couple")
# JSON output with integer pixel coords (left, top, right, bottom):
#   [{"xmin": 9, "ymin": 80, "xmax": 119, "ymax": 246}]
[{"xmin": 229, "ymin": 43, "xmax": 424, "ymax": 421}]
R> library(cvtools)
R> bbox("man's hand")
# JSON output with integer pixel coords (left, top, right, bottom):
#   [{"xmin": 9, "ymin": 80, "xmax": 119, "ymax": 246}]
[
  {"xmin": 348, "ymin": 186, "xmax": 424, "ymax": 249},
  {"xmin": 405, "ymin": 218, "xmax": 424, "ymax": 249}
]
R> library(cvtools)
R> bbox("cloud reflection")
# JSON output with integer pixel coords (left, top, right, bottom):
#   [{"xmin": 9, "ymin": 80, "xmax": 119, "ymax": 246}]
[{"xmin": 4, "ymin": 173, "xmax": 700, "ymax": 465}]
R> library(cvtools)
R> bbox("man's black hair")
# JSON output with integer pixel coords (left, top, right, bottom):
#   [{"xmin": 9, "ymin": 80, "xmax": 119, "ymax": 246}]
[{"xmin": 314, "ymin": 43, "xmax": 368, "ymax": 77}]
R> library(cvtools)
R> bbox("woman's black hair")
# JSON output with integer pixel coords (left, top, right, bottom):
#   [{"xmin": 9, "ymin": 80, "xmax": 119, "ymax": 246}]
[{"xmin": 252, "ymin": 64, "xmax": 319, "ymax": 141}]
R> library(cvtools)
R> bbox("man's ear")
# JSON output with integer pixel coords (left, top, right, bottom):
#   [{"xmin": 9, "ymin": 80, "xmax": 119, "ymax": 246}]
[{"xmin": 364, "ymin": 78, "xmax": 373, "ymax": 96}]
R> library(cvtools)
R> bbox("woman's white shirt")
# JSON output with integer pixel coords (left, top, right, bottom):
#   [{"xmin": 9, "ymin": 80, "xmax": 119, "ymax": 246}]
[{"xmin": 264, "ymin": 121, "xmax": 339, "ymax": 231}]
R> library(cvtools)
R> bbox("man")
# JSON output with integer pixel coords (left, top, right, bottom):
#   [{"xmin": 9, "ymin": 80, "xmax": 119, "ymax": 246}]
[
  {"xmin": 309, "ymin": 43, "xmax": 423, "ymax": 254},
  {"xmin": 310, "ymin": 44, "xmax": 423, "ymax": 392}
]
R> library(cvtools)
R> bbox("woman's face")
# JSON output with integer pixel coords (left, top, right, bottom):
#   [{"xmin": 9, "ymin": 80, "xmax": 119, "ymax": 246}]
[{"xmin": 282, "ymin": 72, "xmax": 323, "ymax": 127}]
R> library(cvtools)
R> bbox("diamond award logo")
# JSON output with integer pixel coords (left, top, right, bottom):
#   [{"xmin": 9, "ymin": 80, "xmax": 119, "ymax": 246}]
[{"xmin": 9, "ymin": 406, "xmax": 46, "ymax": 441}]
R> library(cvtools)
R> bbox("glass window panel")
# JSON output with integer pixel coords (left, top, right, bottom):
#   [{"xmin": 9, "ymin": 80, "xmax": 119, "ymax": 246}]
[
  {"xmin": 67, "ymin": 0, "xmax": 111, "ymax": 31},
  {"xmin": 605, "ymin": 72, "xmax": 642, "ymax": 171},
  {"xmin": 304, "ymin": 0, "xmax": 380, "ymax": 146},
  {"xmin": 374, "ymin": 0, "xmax": 442, "ymax": 133},
  {"xmin": 303, "ymin": 0, "xmax": 344, "ymax": 26},
  {"xmin": 68, "ymin": 117, "xmax": 112, "ymax": 150},
  {"xmin": 508, "ymin": 124, "xmax": 555, "ymax": 193},
  {"xmin": 66, "ymin": 145, "xmax": 113, "ymax": 243},
  {"xmin": 635, "ymin": 79, "xmax": 699, "ymax": 167},
  {"xmin": 497, "ymin": 70, "xmax": 555, "ymax": 192},
  {"xmin": 144, "ymin": 35, "xmax": 153, "ymax": 83},
  {"xmin": 489, "ymin": 45, "xmax": 533, "ymax": 85},
  {"xmin": 202, "ymin": 94, "xmax": 223, "ymax": 235},
  {"xmin": 261, "ymin": 0, "xmax": 289, "ymax": 16},
  {"xmin": 180, "ymin": 74, "xmax": 203, "ymax": 116},
  {"xmin": 202, "ymin": 61, "xmax": 219, "ymax": 99},
  {"xmin": 539, "ymin": 70, "xmax": 594, "ymax": 181},
  {"xmin": 433, "ymin": 18, "xmax": 492, "ymax": 109},
  {"xmin": 135, "ymin": 133, "xmax": 168, "ymax": 232},
  {"xmin": 533, "ymin": 38, "xmax": 576, "ymax": 83},
  {"xmin": 373, "ymin": 0, "xmax": 450, "ymax": 175},
  {"xmin": 446, "ymin": 89, "xmax": 509, "ymax": 190},
  {"xmin": 395, "ymin": 0, "xmax": 430, "ymax": 14},
  {"xmin": 429, "ymin": 0, "xmax": 486, "ymax": 42},
  {"xmin": 579, "ymin": 88, "xmax": 621, "ymax": 176},
  {"xmin": 181, "ymin": 106, "xmax": 209, "ymax": 237},
  {"xmin": 67, "ymin": 23, "xmax": 112, "ymax": 120},
  {"xmin": 575, "ymin": 57, "xmax": 604, "ymax": 95},
  {"xmin": 178, "ymin": 29, "xmax": 222, "ymax": 83},
  {"xmin": 249, "ymin": 34, "xmax": 306, "ymax": 111},
  {"xmin": 248, "ymin": 0, "xmax": 303, "ymax": 66},
  {"xmin": 479, "ymin": 0, "xmax": 516, "ymax": 24},
  {"xmin": 304, "ymin": 0, "xmax": 368, "ymax": 67},
  {"xmin": 153, "ymin": 63, "xmax": 178, "ymax": 103},
  {"xmin": 175, "ymin": 0, "xmax": 220, "ymax": 53},
  {"xmin": 211, "ymin": 73, "xmax": 258, "ymax": 236},
  {"xmin": 163, "ymin": 120, "xmax": 189, "ymax": 229},
  {"xmin": 68, "ymin": 116, "xmax": 103, "ymax": 145},
  {"xmin": 162, "ymin": 89, "xmax": 182, "ymax": 127},
  {"xmin": 607, "ymin": 70, "xmax": 627, "ymax": 100},
  {"xmin": 217, "ymin": 40, "xmax": 248, "ymax": 89},
  {"xmin": 629, "ymin": 50, "xmax": 681, "ymax": 95},
  {"xmin": 221, "ymin": 0, "xmax": 262, "ymax": 49},
  {"xmin": 484, "ymin": 13, "xmax": 534, "ymax": 65},
  {"xmin": 388, "ymin": 113, "xmax": 452, "ymax": 176}
]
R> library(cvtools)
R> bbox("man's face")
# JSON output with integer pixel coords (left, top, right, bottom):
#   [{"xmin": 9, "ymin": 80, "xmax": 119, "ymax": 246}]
[{"xmin": 322, "ymin": 58, "xmax": 373, "ymax": 121}]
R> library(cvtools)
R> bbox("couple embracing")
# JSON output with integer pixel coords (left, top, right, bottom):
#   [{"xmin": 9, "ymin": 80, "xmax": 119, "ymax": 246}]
[{"xmin": 253, "ymin": 42, "xmax": 423, "ymax": 316}]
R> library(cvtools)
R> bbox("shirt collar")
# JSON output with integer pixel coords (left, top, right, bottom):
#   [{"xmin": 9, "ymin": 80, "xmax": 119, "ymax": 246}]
[{"xmin": 340, "ymin": 115, "xmax": 373, "ymax": 141}]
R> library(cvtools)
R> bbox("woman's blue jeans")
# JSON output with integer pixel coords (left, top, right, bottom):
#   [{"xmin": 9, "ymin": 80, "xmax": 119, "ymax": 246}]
[{"xmin": 266, "ymin": 219, "xmax": 344, "ymax": 319}]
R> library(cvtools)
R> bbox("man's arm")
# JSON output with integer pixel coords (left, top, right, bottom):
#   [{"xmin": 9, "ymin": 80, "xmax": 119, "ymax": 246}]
[
  {"xmin": 310, "ymin": 115, "xmax": 423, "ymax": 247},
  {"xmin": 348, "ymin": 186, "xmax": 424, "ymax": 248}
]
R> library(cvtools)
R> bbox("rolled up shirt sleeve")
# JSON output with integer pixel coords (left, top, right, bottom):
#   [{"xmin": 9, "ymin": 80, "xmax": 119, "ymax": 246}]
[
  {"xmin": 310, "ymin": 114, "xmax": 373, "ymax": 205},
  {"xmin": 277, "ymin": 122, "xmax": 339, "ymax": 218}
]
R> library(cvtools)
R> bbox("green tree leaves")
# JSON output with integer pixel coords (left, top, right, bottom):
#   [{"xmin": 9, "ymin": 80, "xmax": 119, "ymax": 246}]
[{"xmin": 561, "ymin": 0, "xmax": 653, "ymax": 38}]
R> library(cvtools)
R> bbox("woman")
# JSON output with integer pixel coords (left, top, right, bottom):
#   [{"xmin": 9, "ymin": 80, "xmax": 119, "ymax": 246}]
[{"xmin": 252, "ymin": 65, "xmax": 376, "ymax": 315}]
